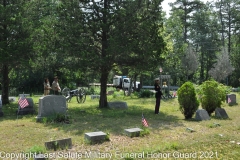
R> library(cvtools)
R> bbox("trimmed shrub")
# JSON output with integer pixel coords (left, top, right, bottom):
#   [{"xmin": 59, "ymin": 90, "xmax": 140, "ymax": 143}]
[
  {"xmin": 198, "ymin": 80, "xmax": 226, "ymax": 115},
  {"xmin": 137, "ymin": 90, "xmax": 154, "ymax": 98},
  {"xmin": 178, "ymin": 82, "xmax": 199, "ymax": 119}
]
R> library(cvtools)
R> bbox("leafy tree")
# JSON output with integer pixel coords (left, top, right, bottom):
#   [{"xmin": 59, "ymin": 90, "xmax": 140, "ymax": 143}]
[
  {"xmin": 56, "ymin": 0, "xmax": 166, "ymax": 108},
  {"xmin": 0, "ymin": 0, "xmax": 32, "ymax": 104}
]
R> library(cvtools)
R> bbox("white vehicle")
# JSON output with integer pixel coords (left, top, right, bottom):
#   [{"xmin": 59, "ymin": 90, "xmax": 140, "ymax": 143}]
[{"xmin": 113, "ymin": 75, "xmax": 140, "ymax": 90}]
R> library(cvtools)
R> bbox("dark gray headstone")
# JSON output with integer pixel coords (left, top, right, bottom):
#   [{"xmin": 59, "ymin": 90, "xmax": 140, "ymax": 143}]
[
  {"xmin": 17, "ymin": 98, "xmax": 35, "ymax": 115},
  {"xmin": 34, "ymin": 154, "xmax": 46, "ymax": 160},
  {"xmin": 124, "ymin": 128, "xmax": 143, "ymax": 137},
  {"xmin": 85, "ymin": 131, "xmax": 107, "ymax": 144},
  {"xmin": 107, "ymin": 90, "xmax": 114, "ymax": 95},
  {"xmin": 215, "ymin": 108, "xmax": 229, "ymax": 119},
  {"xmin": 36, "ymin": 95, "xmax": 67, "ymax": 121},
  {"xmin": 195, "ymin": 109, "xmax": 210, "ymax": 121},
  {"xmin": 45, "ymin": 138, "xmax": 72, "ymax": 150},
  {"xmin": 108, "ymin": 101, "xmax": 128, "ymax": 109},
  {"xmin": 91, "ymin": 95, "xmax": 100, "ymax": 99},
  {"xmin": 226, "ymin": 94, "xmax": 236, "ymax": 105}
]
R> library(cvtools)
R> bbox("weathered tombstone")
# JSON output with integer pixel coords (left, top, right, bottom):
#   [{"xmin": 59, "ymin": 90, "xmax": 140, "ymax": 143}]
[
  {"xmin": 124, "ymin": 128, "xmax": 143, "ymax": 137},
  {"xmin": 226, "ymin": 94, "xmax": 236, "ymax": 105},
  {"xmin": 107, "ymin": 101, "xmax": 128, "ymax": 109},
  {"xmin": 9, "ymin": 96, "xmax": 16, "ymax": 102},
  {"xmin": 90, "ymin": 95, "xmax": 100, "ymax": 99},
  {"xmin": 85, "ymin": 131, "xmax": 107, "ymax": 144},
  {"xmin": 0, "ymin": 95, "xmax": 3, "ymax": 117},
  {"xmin": 195, "ymin": 109, "xmax": 210, "ymax": 121},
  {"xmin": 107, "ymin": 90, "xmax": 114, "ymax": 95},
  {"xmin": 45, "ymin": 138, "xmax": 72, "ymax": 150},
  {"xmin": 36, "ymin": 95, "xmax": 67, "ymax": 122},
  {"xmin": 17, "ymin": 98, "xmax": 35, "ymax": 115},
  {"xmin": 215, "ymin": 108, "xmax": 229, "ymax": 119},
  {"xmin": 19, "ymin": 94, "xmax": 30, "ymax": 98},
  {"xmin": 34, "ymin": 154, "xmax": 46, "ymax": 160}
]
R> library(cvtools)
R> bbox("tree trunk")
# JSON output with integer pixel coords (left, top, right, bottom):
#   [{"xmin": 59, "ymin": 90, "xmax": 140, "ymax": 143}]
[
  {"xmin": 2, "ymin": 64, "xmax": 10, "ymax": 105},
  {"xmin": 99, "ymin": 69, "xmax": 109, "ymax": 108}
]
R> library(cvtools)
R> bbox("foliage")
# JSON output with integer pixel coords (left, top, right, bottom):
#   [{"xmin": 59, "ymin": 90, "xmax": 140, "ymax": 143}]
[
  {"xmin": 42, "ymin": 113, "xmax": 71, "ymax": 124},
  {"xmin": 177, "ymin": 82, "xmax": 199, "ymax": 119},
  {"xmin": 137, "ymin": 90, "xmax": 154, "ymax": 98},
  {"xmin": 26, "ymin": 145, "xmax": 46, "ymax": 155},
  {"xmin": 208, "ymin": 47, "xmax": 234, "ymax": 82},
  {"xmin": 198, "ymin": 80, "xmax": 226, "ymax": 115}
]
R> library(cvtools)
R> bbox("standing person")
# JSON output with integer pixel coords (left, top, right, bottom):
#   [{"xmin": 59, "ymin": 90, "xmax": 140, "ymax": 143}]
[
  {"xmin": 52, "ymin": 76, "xmax": 61, "ymax": 95},
  {"xmin": 154, "ymin": 78, "xmax": 162, "ymax": 114},
  {"xmin": 44, "ymin": 78, "xmax": 51, "ymax": 96}
]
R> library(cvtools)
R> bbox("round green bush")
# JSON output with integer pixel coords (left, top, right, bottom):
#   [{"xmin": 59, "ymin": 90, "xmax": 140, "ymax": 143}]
[
  {"xmin": 138, "ymin": 90, "xmax": 154, "ymax": 98},
  {"xmin": 198, "ymin": 80, "xmax": 226, "ymax": 115},
  {"xmin": 178, "ymin": 82, "xmax": 199, "ymax": 119}
]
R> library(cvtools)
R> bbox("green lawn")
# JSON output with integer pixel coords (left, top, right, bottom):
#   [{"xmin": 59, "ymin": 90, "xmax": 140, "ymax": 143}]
[{"xmin": 0, "ymin": 91, "xmax": 239, "ymax": 160}]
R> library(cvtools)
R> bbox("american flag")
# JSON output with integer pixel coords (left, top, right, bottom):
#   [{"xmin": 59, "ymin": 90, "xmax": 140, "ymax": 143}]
[
  {"xmin": 173, "ymin": 91, "xmax": 177, "ymax": 97},
  {"xmin": 159, "ymin": 67, "xmax": 163, "ymax": 73},
  {"xmin": 228, "ymin": 97, "xmax": 231, "ymax": 103},
  {"xmin": 18, "ymin": 98, "xmax": 29, "ymax": 109},
  {"xmin": 142, "ymin": 114, "xmax": 148, "ymax": 127}
]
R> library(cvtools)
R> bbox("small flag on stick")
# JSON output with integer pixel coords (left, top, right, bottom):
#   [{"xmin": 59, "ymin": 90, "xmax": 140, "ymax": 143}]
[
  {"xmin": 18, "ymin": 98, "xmax": 29, "ymax": 109},
  {"xmin": 173, "ymin": 91, "xmax": 177, "ymax": 97},
  {"xmin": 142, "ymin": 114, "xmax": 148, "ymax": 127},
  {"xmin": 228, "ymin": 97, "xmax": 231, "ymax": 103}
]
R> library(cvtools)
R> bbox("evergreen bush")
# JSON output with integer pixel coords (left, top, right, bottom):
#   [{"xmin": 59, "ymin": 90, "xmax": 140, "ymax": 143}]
[
  {"xmin": 198, "ymin": 80, "xmax": 226, "ymax": 115},
  {"xmin": 138, "ymin": 90, "xmax": 154, "ymax": 98},
  {"xmin": 178, "ymin": 82, "xmax": 199, "ymax": 119}
]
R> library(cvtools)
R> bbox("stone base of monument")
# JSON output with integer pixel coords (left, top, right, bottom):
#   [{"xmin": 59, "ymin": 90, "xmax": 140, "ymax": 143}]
[
  {"xmin": 195, "ymin": 109, "xmax": 210, "ymax": 121},
  {"xmin": 45, "ymin": 138, "xmax": 72, "ymax": 151},
  {"xmin": 85, "ymin": 131, "xmax": 107, "ymax": 144},
  {"xmin": 91, "ymin": 95, "xmax": 100, "ymax": 99},
  {"xmin": 107, "ymin": 101, "xmax": 128, "ymax": 109},
  {"xmin": 16, "ymin": 98, "xmax": 36, "ymax": 115},
  {"xmin": 215, "ymin": 108, "xmax": 229, "ymax": 119},
  {"xmin": 124, "ymin": 128, "xmax": 143, "ymax": 137}
]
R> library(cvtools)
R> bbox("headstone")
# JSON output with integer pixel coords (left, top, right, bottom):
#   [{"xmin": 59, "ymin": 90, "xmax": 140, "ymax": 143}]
[
  {"xmin": 124, "ymin": 128, "xmax": 143, "ymax": 137},
  {"xmin": 34, "ymin": 154, "xmax": 46, "ymax": 160},
  {"xmin": 85, "ymin": 131, "xmax": 107, "ymax": 144},
  {"xmin": 195, "ymin": 109, "xmax": 210, "ymax": 121},
  {"xmin": 17, "ymin": 98, "xmax": 35, "ymax": 115},
  {"xmin": 0, "ymin": 95, "xmax": 3, "ymax": 117},
  {"xmin": 108, "ymin": 101, "xmax": 128, "ymax": 109},
  {"xmin": 91, "ymin": 95, "xmax": 100, "ymax": 99},
  {"xmin": 215, "ymin": 108, "xmax": 229, "ymax": 119},
  {"xmin": 19, "ymin": 94, "xmax": 30, "ymax": 98},
  {"xmin": 45, "ymin": 138, "xmax": 72, "ymax": 151},
  {"xmin": 226, "ymin": 94, "xmax": 236, "ymax": 105},
  {"xmin": 36, "ymin": 95, "xmax": 67, "ymax": 121},
  {"xmin": 9, "ymin": 96, "xmax": 16, "ymax": 102},
  {"xmin": 107, "ymin": 90, "xmax": 114, "ymax": 95}
]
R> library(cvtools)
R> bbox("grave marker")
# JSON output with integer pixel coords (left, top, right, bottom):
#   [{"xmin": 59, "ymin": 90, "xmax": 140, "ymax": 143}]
[
  {"xmin": 195, "ymin": 109, "xmax": 210, "ymax": 121},
  {"xmin": 45, "ymin": 138, "xmax": 72, "ymax": 151},
  {"xmin": 85, "ymin": 131, "xmax": 107, "ymax": 144},
  {"xmin": 36, "ymin": 95, "xmax": 67, "ymax": 122},
  {"xmin": 215, "ymin": 108, "xmax": 229, "ymax": 119},
  {"xmin": 0, "ymin": 95, "xmax": 3, "ymax": 117},
  {"xmin": 124, "ymin": 128, "xmax": 143, "ymax": 137},
  {"xmin": 17, "ymin": 98, "xmax": 35, "ymax": 115},
  {"xmin": 226, "ymin": 94, "xmax": 236, "ymax": 105},
  {"xmin": 108, "ymin": 101, "xmax": 128, "ymax": 109}
]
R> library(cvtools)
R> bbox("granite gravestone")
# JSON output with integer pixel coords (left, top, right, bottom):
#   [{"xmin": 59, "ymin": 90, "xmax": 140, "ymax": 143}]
[
  {"xmin": 17, "ymin": 98, "xmax": 35, "ymax": 115},
  {"xmin": 195, "ymin": 109, "xmax": 210, "ymax": 121},
  {"xmin": 107, "ymin": 101, "xmax": 128, "ymax": 109},
  {"xmin": 124, "ymin": 128, "xmax": 143, "ymax": 137},
  {"xmin": 0, "ymin": 95, "xmax": 3, "ymax": 117},
  {"xmin": 85, "ymin": 131, "xmax": 107, "ymax": 144},
  {"xmin": 226, "ymin": 94, "xmax": 236, "ymax": 105},
  {"xmin": 36, "ymin": 95, "xmax": 67, "ymax": 121},
  {"xmin": 215, "ymin": 108, "xmax": 229, "ymax": 119}
]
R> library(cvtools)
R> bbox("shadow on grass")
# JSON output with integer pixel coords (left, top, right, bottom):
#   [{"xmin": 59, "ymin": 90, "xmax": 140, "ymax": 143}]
[{"xmin": 0, "ymin": 97, "xmax": 184, "ymax": 137}]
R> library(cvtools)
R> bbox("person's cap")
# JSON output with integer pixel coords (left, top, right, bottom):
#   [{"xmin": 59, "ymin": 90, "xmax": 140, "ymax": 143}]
[{"xmin": 155, "ymin": 78, "xmax": 160, "ymax": 81}]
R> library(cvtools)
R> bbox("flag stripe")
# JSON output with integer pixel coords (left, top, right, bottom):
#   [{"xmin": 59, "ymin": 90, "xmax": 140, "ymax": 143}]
[
  {"xmin": 142, "ymin": 114, "xmax": 148, "ymax": 127},
  {"xmin": 228, "ymin": 97, "xmax": 231, "ymax": 103},
  {"xmin": 18, "ymin": 98, "xmax": 29, "ymax": 109}
]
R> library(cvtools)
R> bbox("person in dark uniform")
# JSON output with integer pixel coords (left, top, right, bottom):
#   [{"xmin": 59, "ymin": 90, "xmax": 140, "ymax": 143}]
[{"xmin": 154, "ymin": 78, "xmax": 162, "ymax": 114}]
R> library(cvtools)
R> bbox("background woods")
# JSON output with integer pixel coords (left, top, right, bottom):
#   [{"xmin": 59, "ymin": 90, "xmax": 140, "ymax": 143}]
[{"xmin": 0, "ymin": 0, "xmax": 240, "ymax": 107}]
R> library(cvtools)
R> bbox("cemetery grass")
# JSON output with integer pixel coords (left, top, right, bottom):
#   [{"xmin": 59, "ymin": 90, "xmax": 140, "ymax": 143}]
[{"xmin": 0, "ymin": 92, "xmax": 240, "ymax": 159}]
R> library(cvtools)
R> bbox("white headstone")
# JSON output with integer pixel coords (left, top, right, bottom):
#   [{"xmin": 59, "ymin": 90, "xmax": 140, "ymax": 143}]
[{"xmin": 36, "ymin": 95, "xmax": 67, "ymax": 121}]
